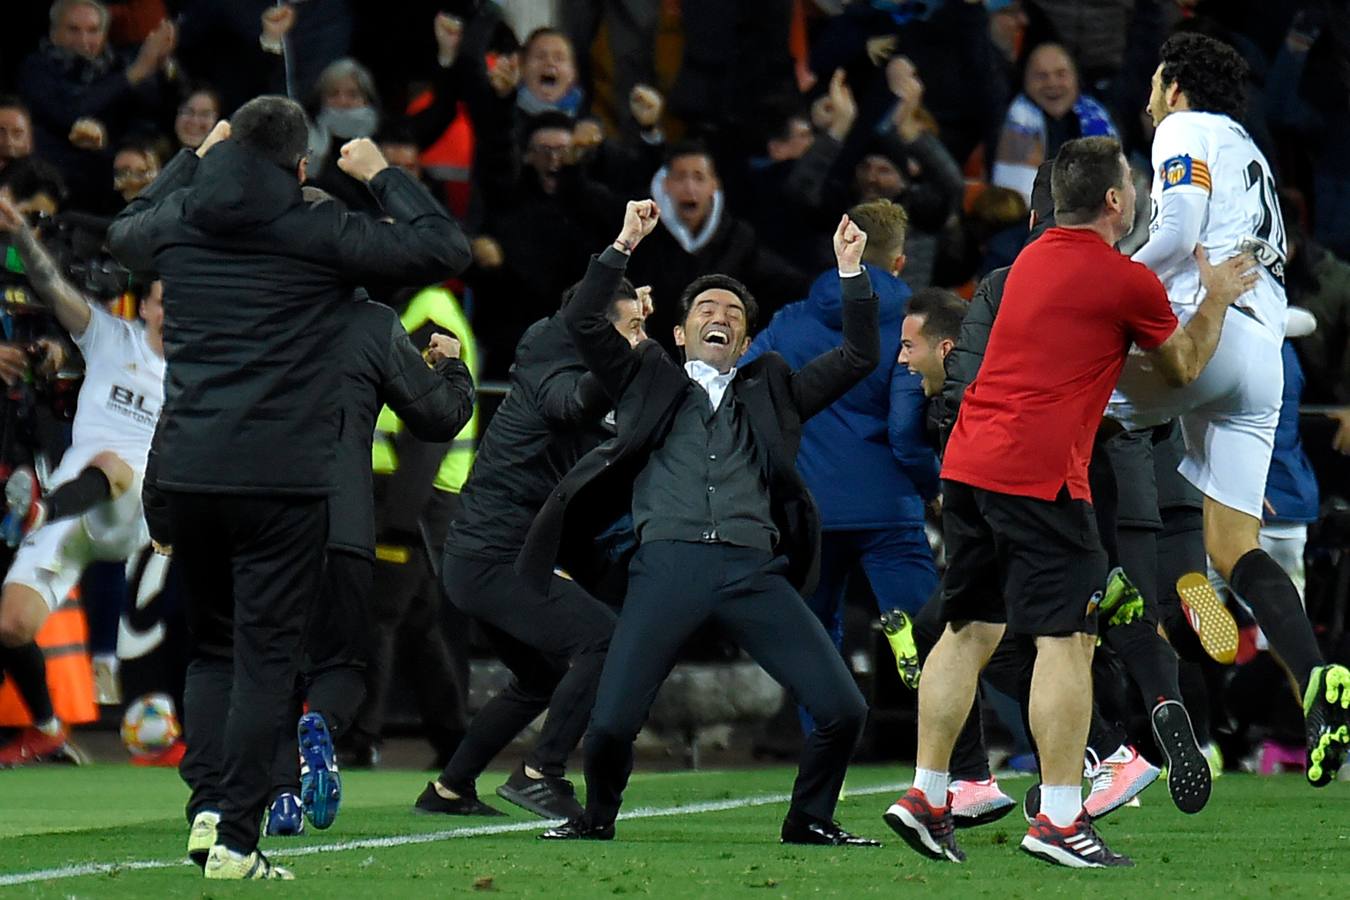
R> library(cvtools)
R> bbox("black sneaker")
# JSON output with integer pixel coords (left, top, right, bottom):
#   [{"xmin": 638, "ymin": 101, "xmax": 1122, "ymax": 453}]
[
  {"xmin": 539, "ymin": 817, "xmax": 614, "ymax": 840},
  {"xmin": 413, "ymin": 782, "xmax": 505, "ymax": 816},
  {"xmin": 1021, "ymin": 813, "xmax": 1133, "ymax": 868},
  {"xmin": 496, "ymin": 764, "xmax": 585, "ymax": 820},
  {"xmin": 1150, "ymin": 700, "xmax": 1211, "ymax": 813}
]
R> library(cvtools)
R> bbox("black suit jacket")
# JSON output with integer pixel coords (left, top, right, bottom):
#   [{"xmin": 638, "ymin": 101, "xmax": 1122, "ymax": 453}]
[{"xmin": 515, "ymin": 247, "xmax": 879, "ymax": 596}]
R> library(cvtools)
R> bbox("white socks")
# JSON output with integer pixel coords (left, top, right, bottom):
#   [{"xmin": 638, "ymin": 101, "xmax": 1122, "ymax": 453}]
[
  {"xmin": 1041, "ymin": 784, "xmax": 1083, "ymax": 828},
  {"xmin": 913, "ymin": 767, "xmax": 950, "ymax": 807},
  {"xmin": 35, "ymin": 717, "xmax": 61, "ymax": 737}
]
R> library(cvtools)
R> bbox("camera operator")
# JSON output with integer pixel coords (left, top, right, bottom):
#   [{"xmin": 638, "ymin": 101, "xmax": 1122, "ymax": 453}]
[
  {"xmin": 0, "ymin": 185, "xmax": 164, "ymax": 768},
  {"xmin": 0, "ymin": 157, "xmax": 83, "ymax": 479}
]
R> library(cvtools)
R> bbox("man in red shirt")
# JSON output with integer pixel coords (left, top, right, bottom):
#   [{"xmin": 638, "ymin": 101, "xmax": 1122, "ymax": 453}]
[{"xmin": 885, "ymin": 137, "xmax": 1256, "ymax": 869}]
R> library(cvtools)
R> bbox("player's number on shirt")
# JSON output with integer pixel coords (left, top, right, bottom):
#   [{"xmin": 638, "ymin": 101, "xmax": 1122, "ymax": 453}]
[{"xmin": 1243, "ymin": 160, "xmax": 1286, "ymax": 282}]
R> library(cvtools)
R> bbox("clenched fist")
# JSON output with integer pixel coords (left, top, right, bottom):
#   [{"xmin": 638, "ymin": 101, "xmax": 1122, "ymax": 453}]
[{"xmin": 337, "ymin": 138, "xmax": 389, "ymax": 183}]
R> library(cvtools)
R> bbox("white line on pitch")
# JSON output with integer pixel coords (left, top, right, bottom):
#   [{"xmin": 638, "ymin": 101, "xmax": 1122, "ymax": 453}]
[{"xmin": 0, "ymin": 781, "xmax": 907, "ymax": 887}]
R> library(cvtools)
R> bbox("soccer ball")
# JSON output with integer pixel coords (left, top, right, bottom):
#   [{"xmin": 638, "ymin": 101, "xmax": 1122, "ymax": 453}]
[{"xmin": 120, "ymin": 693, "xmax": 181, "ymax": 757}]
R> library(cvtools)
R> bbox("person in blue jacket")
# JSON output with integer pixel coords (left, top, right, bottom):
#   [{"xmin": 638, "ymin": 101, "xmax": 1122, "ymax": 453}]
[
  {"xmin": 742, "ymin": 198, "xmax": 938, "ymax": 731},
  {"xmin": 1260, "ymin": 340, "xmax": 1321, "ymax": 598}
]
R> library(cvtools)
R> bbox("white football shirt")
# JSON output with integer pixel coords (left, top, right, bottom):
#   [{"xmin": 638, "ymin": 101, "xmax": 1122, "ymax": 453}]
[
  {"xmin": 60, "ymin": 304, "xmax": 165, "ymax": 477},
  {"xmin": 1144, "ymin": 110, "xmax": 1287, "ymax": 338}
]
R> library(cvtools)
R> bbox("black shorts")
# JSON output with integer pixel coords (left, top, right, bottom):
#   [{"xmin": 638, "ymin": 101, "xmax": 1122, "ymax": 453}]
[{"xmin": 941, "ymin": 479, "xmax": 1106, "ymax": 637}]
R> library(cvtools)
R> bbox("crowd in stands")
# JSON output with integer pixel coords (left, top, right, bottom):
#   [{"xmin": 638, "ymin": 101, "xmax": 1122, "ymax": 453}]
[{"xmin": 1, "ymin": 0, "xmax": 1348, "ymax": 768}]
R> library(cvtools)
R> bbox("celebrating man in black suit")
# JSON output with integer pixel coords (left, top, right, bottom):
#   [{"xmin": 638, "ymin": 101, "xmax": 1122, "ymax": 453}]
[{"xmin": 530, "ymin": 200, "xmax": 881, "ymax": 845}]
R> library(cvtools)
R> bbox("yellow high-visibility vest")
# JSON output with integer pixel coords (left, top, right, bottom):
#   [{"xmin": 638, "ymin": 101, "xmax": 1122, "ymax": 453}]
[{"xmin": 370, "ymin": 286, "xmax": 478, "ymax": 492}]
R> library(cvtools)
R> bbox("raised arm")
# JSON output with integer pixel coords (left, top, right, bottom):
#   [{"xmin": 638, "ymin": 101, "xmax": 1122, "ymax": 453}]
[
  {"xmin": 1148, "ymin": 248, "xmax": 1258, "ymax": 387},
  {"xmin": 331, "ymin": 138, "xmax": 472, "ymax": 283},
  {"xmin": 0, "ymin": 194, "xmax": 91, "ymax": 336},
  {"xmin": 380, "ymin": 321, "xmax": 476, "ymax": 443},
  {"xmin": 107, "ymin": 120, "xmax": 223, "ymax": 271},
  {"xmin": 561, "ymin": 200, "xmax": 661, "ymax": 399},
  {"xmin": 789, "ymin": 214, "xmax": 881, "ymax": 421}
]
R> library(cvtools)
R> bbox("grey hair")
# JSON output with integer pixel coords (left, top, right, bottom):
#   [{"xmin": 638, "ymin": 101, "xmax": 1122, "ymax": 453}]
[
  {"xmin": 50, "ymin": 0, "xmax": 110, "ymax": 32},
  {"xmin": 314, "ymin": 58, "xmax": 379, "ymax": 109}
]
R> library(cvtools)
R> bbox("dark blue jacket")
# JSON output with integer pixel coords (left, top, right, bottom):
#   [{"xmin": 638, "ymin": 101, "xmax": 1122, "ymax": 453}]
[
  {"xmin": 1264, "ymin": 341, "xmax": 1319, "ymax": 524},
  {"xmin": 743, "ymin": 265, "xmax": 937, "ymax": 530}
]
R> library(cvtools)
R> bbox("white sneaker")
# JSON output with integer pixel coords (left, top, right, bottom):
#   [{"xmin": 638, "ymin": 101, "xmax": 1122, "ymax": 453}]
[
  {"xmin": 187, "ymin": 811, "xmax": 219, "ymax": 868},
  {"xmin": 203, "ymin": 844, "xmax": 294, "ymax": 880}
]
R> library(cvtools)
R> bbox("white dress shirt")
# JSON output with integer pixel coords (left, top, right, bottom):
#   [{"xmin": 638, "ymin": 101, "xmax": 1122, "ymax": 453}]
[{"xmin": 684, "ymin": 359, "xmax": 737, "ymax": 412}]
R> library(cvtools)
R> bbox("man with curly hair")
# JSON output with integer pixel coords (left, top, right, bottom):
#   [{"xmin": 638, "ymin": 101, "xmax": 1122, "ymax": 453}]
[{"xmin": 1109, "ymin": 31, "xmax": 1350, "ymax": 788}]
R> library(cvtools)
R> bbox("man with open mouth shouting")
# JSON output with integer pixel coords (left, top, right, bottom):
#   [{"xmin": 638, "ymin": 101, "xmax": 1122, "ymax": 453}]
[{"xmin": 519, "ymin": 199, "xmax": 882, "ymax": 846}]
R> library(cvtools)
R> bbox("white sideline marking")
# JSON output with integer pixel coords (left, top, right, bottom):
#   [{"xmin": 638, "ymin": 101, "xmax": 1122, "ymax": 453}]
[{"xmin": 0, "ymin": 781, "xmax": 907, "ymax": 886}]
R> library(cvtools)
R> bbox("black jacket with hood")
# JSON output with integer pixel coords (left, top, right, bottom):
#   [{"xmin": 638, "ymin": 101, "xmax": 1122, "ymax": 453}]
[{"xmin": 108, "ymin": 143, "xmax": 470, "ymax": 495}]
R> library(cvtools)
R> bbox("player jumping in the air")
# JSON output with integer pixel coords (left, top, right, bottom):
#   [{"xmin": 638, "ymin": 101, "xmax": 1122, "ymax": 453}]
[{"xmin": 1109, "ymin": 33, "xmax": 1349, "ymax": 785}]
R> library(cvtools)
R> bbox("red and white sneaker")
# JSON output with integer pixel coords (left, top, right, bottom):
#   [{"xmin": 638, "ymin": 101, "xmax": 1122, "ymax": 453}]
[
  {"xmin": 0, "ymin": 725, "xmax": 75, "ymax": 767},
  {"xmin": 882, "ymin": 788, "xmax": 965, "ymax": 862},
  {"xmin": 1084, "ymin": 744, "xmax": 1160, "ymax": 820},
  {"xmin": 1021, "ymin": 812, "xmax": 1134, "ymax": 868},
  {"xmin": 949, "ymin": 776, "xmax": 1016, "ymax": 827}
]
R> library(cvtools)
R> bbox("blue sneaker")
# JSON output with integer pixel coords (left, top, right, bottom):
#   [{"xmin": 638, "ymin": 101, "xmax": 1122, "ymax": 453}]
[
  {"xmin": 264, "ymin": 792, "xmax": 304, "ymax": 836},
  {"xmin": 298, "ymin": 712, "xmax": 341, "ymax": 830}
]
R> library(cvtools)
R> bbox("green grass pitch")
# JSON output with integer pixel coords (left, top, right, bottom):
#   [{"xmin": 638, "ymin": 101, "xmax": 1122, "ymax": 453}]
[{"xmin": 1, "ymin": 764, "xmax": 1346, "ymax": 897}]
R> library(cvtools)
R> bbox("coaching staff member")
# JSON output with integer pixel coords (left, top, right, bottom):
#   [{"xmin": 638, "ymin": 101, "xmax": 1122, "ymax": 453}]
[
  {"xmin": 532, "ymin": 200, "xmax": 881, "ymax": 846},
  {"xmin": 413, "ymin": 279, "xmax": 648, "ymax": 821},
  {"xmin": 886, "ymin": 136, "xmax": 1255, "ymax": 869},
  {"xmin": 108, "ymin": 97, "xmax": 469, "ymax": 880}
]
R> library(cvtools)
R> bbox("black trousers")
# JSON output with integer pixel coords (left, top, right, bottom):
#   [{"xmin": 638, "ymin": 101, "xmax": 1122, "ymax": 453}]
[
  {"xmin": 270, "ymin": 549, "xmax": 374, "ymax": 798},
  {"xmin": 584, "ymin": 541, "xmax": 867, "ymax": 827},
  {"xmin": 439, "ymin": 552, "xmax": 618, "ymax": 787},
  {"xmin": 172, "ymin": 492, "xmax": 327, "ymax": 853},
  {"xmin": 349, "ymin": 541, "xmax": 468, "ymax": 761}
]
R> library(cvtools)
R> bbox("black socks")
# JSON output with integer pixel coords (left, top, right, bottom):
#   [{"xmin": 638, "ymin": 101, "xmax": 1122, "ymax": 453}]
[
  {"xmin": 1229, "ymin": 548, "xmax": 1323, "ymax": 694},
  {"xmin": 44, "ymin": 466, "xmax": 113, "ymax": 522},
  {"xmin": 0, "ymin": 641, "xmax": 54, "ymax": 723}
]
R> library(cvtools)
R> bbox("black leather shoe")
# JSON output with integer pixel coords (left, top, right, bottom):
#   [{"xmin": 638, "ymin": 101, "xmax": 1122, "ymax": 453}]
[
  {"xmin": 413, "ymin": 782, "xmax": 505, "ymax": 816},
  {"xmin": 539, "ymin": 817, "xmax": 615, "ymax": 840},
  {"xmin": 781, "ymin": 814, "xmax": 882, "ymax": 847}
]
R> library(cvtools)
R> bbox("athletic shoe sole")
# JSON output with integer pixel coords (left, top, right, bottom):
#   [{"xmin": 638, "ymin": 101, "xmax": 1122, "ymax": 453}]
[
  {"xmin": 1151, "ymin": 700, "xmax": 1211, "ymax": 814},
  {"xmin": 882, "ymin": 803, "xmax": 960, "ymax": 861},
  {"xmin": 1176, "ymin": 573, "xmax": 1239, "ymax": 665},
  {"xmin": 952, "ymin": 796, "xmax": 1016, "ymax": 828},
  {"xmin": 1020, "ymin": 834, "xmax": 1124, "ymax": 869},
  {"xmin": 298, "ymin": 713, "xmax": 341, "ymax": 830},
  {"xmin": 1305, "ymin": 664, "xmax": 1350, "ymax": 787}
]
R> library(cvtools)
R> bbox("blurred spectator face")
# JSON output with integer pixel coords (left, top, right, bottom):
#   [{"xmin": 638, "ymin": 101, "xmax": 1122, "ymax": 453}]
[
  {"xmin": 767, "ymin": 117, "xmax": 813, "ymax": 162},
  {"xmin": 139, "ymin": 280, "xmax": 164, "ymax": 340},
  {"xmin": 855, "ymin": 154, "xmax": 904, "ymax": 202},
  {"xmin": 988, "ymin": 2, "xmax": 1028, "ymax": 62},
  {"xmin": 323, "ymin": 74, "xmax": 370, "ymax": 110},
  {"xmin": 664, "ymin": 154, "xmax": 718, "ymax": 232},
  {"xmin": 1024, "ymin": 44, "xmax": 1078, "ymax": 120},
  {"xmin": 175, "ymin": 92, "xmax": 220, "ymax": 149},
  {"xmin": 0, "ymin": 108, "xmax": 33, "ymax": 167},
  {"xmin": 525, "ymin": 126, "xmax": 572, "ymax": 194},
  {"xmin": 898, "ymin": 313, "xmax": 949, "ymax": 397},
  {"xmin": 380, "ymin": 142, "xmax": 422, "ymax": 180},
  {"xmin": 52, "ymin": 1, "xmax": 108, "ymax": 61},
  {"xmin": 523, "ymin": 34, "xmax": 577, "ymax": 104},
  {"xmin": 113, "ymin": 148, "xmax": 158, "ymax": 202},
  {"xmin": 15, "ymin": 191, "xmax": 59, "ymax": 227}
]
